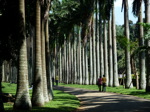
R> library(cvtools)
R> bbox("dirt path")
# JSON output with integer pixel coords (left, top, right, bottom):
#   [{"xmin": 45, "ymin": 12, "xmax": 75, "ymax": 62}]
[{"xmin": 54, "ymin": 86, "xmax": 150, "ymax": 112}]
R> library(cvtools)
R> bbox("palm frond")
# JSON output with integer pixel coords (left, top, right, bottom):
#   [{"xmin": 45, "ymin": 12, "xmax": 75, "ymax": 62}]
[{"xmin": 132, "ymin": 0, "xmax": 142, "ymax": 17}]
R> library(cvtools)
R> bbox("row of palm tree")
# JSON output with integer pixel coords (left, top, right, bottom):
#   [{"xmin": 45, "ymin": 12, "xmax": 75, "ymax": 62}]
[
  {"xmin": 0, "ymin": 0, "xmax": 53, "ymax": 111},
  {"xmin": 49, "ymin": 0, "xmax": 150, "ymax": 90},
  {"xmin": 0, "ymin": 0, "xmax": 150, "ymax": 111}
]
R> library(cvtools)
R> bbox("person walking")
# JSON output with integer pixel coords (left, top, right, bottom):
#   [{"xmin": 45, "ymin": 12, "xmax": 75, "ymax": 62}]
[
  {"xmin": 97, "ymin": 76, "xmax": 102, "ymax": 92},
  {"xmin": 102, "ymin": 75, "xmax": 106, "ymax": 92}
]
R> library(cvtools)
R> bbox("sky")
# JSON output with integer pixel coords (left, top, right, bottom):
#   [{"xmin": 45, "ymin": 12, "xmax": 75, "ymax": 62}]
[{"xmin": 114, "ymin": 0, "xmax": 138, "ymax": 25}]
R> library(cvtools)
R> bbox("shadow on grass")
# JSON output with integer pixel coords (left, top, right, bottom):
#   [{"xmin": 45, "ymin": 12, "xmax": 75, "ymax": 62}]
[
  {"xmin": 128, "ymin": 91, "xmax": 150, "ymax": 99},
  {"xmin": 4, "ymin": 89, "xmax": 79, "ymax": 112}
]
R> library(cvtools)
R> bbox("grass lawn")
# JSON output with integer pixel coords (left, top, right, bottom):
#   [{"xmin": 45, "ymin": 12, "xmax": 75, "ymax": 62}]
[
  {"xmin": 59, "ymin": 83, "xmax": 150, "ymax": 99},
  {"xmin": 2, "ymin": 82, "xmax": 80, "ymax": 112}
]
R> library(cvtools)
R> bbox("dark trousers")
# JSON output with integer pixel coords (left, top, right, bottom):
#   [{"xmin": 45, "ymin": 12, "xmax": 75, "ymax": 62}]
[
  {"xmin": 98, "ymin": 85, "xmax": 102, "ymax": 92},
  {"xmin": 55, "ymin": 80, "xmax": 58, "ymax": 86},
  {"xmin": 102, "ymin": 83, "xmax": 106, "ymax": 92}
]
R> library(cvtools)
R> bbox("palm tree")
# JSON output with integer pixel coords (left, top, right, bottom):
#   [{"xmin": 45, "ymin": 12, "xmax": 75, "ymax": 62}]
[
  {"xmin": 41, "ymin": 18, "xmax": 49, "ymax": 102},
  {"xmin": 122, "ymin": 0, "xmax": 133, "ymax": 88},
  {"xmin": 95, "ymin": 0, "xmax": 100, "ymax": 81},
  {"xmin": 73, "ymin": 27, "xmax": 77, "ymax": 84},
  {"xmin": 139, "ymin": 3, "xmax": 146, "ymax": 89},
  {"xmin": 32, "ymin": 0, "xmax": 44, "ymax": 106},
  {"xmin": 14, "ymin": 0, "xmax": 32, "ymax": 110},
  {"xmin": 89, "ymin": 20, "xmax": 93, "ymax": 85},
  {"xmin": 132, "ymin": 0, "xmax": 146, "ymax": 90},
  {"xmin": 93, "ymin": 15, "xmax": 97, "ymax": 85},
  {"xmin": 108, "ymin": 19, "xmax": 113, "ymax": 87},
  {"xmin": 45, "ymin": 19, "xmax": 53, "ymax": 100},
  {"xmin": 103, "ymin": 20, "xmax": 109, "ymax": 86},
  {"xmin": 145, "ymin": 0, "xmax": 150, "ymax": 92},
  {"xmin": 78, "ymin": 26, "xmax": 83, "ymax": 84},
  {"xmin": 112, "ymin": 4, "xmax": 119, "ymax": 87}
]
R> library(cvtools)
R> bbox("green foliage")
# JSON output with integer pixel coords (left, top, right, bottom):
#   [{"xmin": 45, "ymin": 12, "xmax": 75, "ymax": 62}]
[
  {"xmin": 139, "ymin": 22, "xmax": 150, "ymax": 40},
  {"xmin": 2, "ymin": 82, "xmax": 80, "ymax": 112}
]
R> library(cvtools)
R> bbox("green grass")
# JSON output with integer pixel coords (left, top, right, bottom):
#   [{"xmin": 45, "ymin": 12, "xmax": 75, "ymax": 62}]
[
  {"xmin": 2, "ymin": 82, "xmax": 80, "ymax": 112},
  {"xmin": 59, "ymin": 83, "xmax": 150, "ymax": 99}
]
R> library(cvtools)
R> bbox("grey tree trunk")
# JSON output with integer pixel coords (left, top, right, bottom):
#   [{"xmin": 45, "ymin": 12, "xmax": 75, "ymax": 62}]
[
  {"xmin": 73, "ymin": 28, "xmax": 77, "ymax": 84},
  {"xmin": 32, "ymin": 0, "xmax": 44, "ymax": 106},
  {"xmin": 108, "ymin": 19, "xmax": 113, "ymax": 87},
  {"xmin": 99, "ymin": 21, "xmax": 104, "ymax": 80},
  {"xmin": 78, "ymin": 27, "xmax": 83, "ymax": 84},
  {"xmin": 103, "ymin": 21, "xmax": 109, "ymax": 86},
  {"xmin": 112, "ymin": 5, "xmax": 119, "ymax": 87},
  {"xmin": 82, "ymin": 45, "xmax": 85, "ymax": 84},
  {"xmin": 45, "ymin": 17, "xmax": 53, "ymax": 100},
  {"xmin": 41, "ymin": 19, "xmax": 49, "ymax": 103},
  {"xmin": 124, "ymin": 0, "xmax": 133, "ymax": 88},
  {"xmin": 64, "ymin": 36, "xmax": 67, "ymax": 83},
  {"xmin": 14, "ymin": 0, "xmax": 32, "ymax": 110},
  {"xmin": 85, "ymin": 42, "xmax": 89, "ymax": 85},
  {"xmin": 59, "ymin": 47, "xmax": 62, "ymax": 83},
  {"xmin": 93, "ymin": 16, "xmax": 97, "ymax": 85},
  {"xmin": 145, "ymin": 0, "xmax": 150, "ymax": 92},
  {"xmin": 138, "ymin": 5, "xmax": 146, "ymax": 89},
  {"xmin": 96, "ymin": 0, "xmax": 100, "ymax": 79},
  {"xmin": 89, "ymin": 22, "xmax": 93, "ymax": 85}
]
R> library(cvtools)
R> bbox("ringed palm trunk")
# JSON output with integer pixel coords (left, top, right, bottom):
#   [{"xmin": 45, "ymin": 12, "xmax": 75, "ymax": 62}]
[
  {"xmin": 96, "ymin": 0, "xmax": 100, "ymax": 80},
  {"xmin": 112, "ymin": 5, "xmax": 119, "ymax": 87},
  {"xmin": 32, "ymin": 0, "xmax": 44, "ymax": 106},
  {"xmin": 145, "ymin": 0, "xmax": 150, "ymax": 92},
  {"xmin": 82, "ymin": 44, "xmax": 85, "ymax": 84},
  {"xmin": 93, "ymin": 16, "xmax": 97, "ymax": 85},
  {"xmin": 41, "ymin": 19, "xmax": 49, "ymax": 102},
  {"xmin": 108, "ymin": 19, "xmax": 113, "ymax": 87},
  {"xmin": 138, "ymin": 5, "xmax": 146, "ymax": 89},
  {"xmin": 79, "ymin": 27, "xmax": 83, "ymax": 84},
  {"xmin": 103, "ymin": 20, "xmax": 109, "ymax": 86},
  {"xmin": 124, "ymin": 0, "xmax": 133, "ymax": 88},
  {"xmin": 14, "ymin": 0, "xmax": 32, "ymax": 110},
  {"xmin": 99, "ymin": 20, "xmax": 104, "ymax": 80},
  {"xmin": 89, "ymin": 23, "xmax": 93, "ymax": 85},
  {"xmin": 73, "ymin": 28, "xmax": 77, "ymax": 84},
  {"xmin": 45, "ymin": 17, "xmax": 53, "ymax": 100}
]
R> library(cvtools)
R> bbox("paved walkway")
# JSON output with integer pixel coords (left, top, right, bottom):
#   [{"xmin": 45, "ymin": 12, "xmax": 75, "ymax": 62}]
[{"xmin": 54, "ymin": 86, "xmax": 150, "ymax": 112}]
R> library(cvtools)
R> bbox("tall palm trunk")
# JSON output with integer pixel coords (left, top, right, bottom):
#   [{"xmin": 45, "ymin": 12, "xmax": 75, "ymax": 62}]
[
  {"xmin": 145, "ymin": 0, "xmax": 150, "ymax": 92},
  {"xmin": 45, "ymin": 16, "xmax": 53, "ymax": 100},
  {"xmin": 93, "ymin": 16, "xmax": 97, "ymax": 85},
  {"xmin": 89, "ymin": 20, "xmax": 93, "ymax": 85},
  {"xmin": 59, "ymin": 47, "xmax": 62, "ymax": 83},
  {"xmin": 96, "ymin": 0, "xmax": 100, "ymax": 79},
  {"xmin": 82, "ymin": 44, "xmax": 85, "ymax": 84},
  {"xmin": 124, "ymin": 0, "xmax": 133, "ymax": 88},
  {"xmin": 41, "ymin": 19, "xmax": 49, "ymax": 102},
  {"xmin": 103, "ymin": 20, "xmax": 109, "ymax": 86},
  {"xmin": 112, "ymin": 4, "xmax": 119, "ymax": 87},
  {"xmin": 63, "ymin": 36, "xmax": 67, "ymax": 83},
  {"xmin": 138, "ymin": 5, "xmax": 146, "ymax": 89},
  {"xmin": 14, "ymin": 0, "xmax": 31, "ymax": 110},
  {"xmin": 99, "ymin": 20, "xmax": 104, "ymax": 80},
  {"xmin": 79, "ymin": 27, "xmax": 83, "ymax": 84},
  {"xmin": 73, "ymin": 28, "xmax": 77, "ymax": 84},
  {"xmin": 108, "ymin": 19, "xmax": 113, "ymax": 87},
  {"xmin": 32, "ymin": 0, "xmax": 44, "ymax": 106}
]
